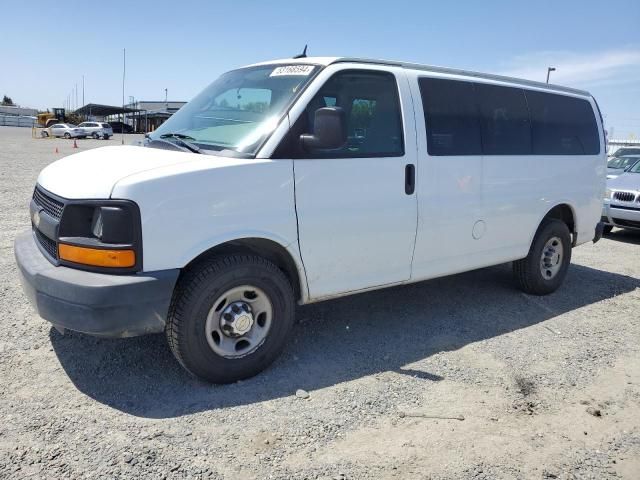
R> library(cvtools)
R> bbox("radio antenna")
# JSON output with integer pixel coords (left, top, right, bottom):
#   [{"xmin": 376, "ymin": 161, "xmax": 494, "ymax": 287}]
[{"xmin": 293, "ymin": 45, "xmax": 308, "ymax": 59}]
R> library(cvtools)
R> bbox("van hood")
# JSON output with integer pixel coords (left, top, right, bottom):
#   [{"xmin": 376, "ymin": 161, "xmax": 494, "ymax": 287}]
[{"xmin": 37, "ymin": 146, "xmax": 201, "ymax": 199}]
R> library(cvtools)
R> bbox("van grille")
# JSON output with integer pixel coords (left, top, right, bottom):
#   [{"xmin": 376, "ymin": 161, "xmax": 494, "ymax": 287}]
[
  {"xmin": 33, "ymin": 187, "xmax": 64, "ymax": 219},
  {"xmin": 613, "ymin": 191, "xmax": 637, "ymax": 202},
  {"xmin": 34, "ymin": 229, "xmax": 58, "ymax": 259}
]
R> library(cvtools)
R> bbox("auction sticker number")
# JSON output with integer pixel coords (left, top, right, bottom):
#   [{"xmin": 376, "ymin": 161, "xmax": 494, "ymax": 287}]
[{"xmin": 270, "ymin": 65, "xmax": 314, "ymax": 77}]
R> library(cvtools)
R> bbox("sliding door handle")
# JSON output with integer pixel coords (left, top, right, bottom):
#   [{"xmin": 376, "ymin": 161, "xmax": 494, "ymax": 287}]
[{"xmin": 405, "ymin": 164, "xmax": 415, "ymax": 195}]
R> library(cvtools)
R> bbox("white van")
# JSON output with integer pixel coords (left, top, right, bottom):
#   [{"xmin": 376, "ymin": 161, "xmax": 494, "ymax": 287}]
[{"xmin": 15, "ymin": 57, "xmax": 606, "ymax": 383}]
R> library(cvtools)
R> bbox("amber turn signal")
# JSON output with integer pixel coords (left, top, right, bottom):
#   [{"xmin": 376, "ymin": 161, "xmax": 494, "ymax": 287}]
[{"xmin": 58, "ymin": 244, "xmax": 136, "ymax": 268}]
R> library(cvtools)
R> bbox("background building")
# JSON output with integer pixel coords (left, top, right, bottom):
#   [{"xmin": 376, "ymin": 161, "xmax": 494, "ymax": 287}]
[{"xmin": 124, "ymin": 100, "xmax": 186, "ymax": 132}]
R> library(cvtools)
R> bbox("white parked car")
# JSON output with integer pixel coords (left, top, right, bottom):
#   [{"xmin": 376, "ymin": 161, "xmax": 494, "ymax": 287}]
[
  {"xmin": 77, "ymin": 122, "xmax": 113, "ymax": 140},
  {"xmin": 15, "ymin": 57, "xmax": 606, "ymax": 383},
  {"xmin": 48, "ymin": 123, "xmax": 86, "ymax": 139},
  {"xmin": 602, "ymin": 160, "xmax": 640, "ymax": 233}
]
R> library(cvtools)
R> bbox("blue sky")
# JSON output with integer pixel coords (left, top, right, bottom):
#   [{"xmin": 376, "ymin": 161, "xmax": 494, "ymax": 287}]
[{"xmin": 3, "ymin": 0, "xmax": 639, "ymax": 137}]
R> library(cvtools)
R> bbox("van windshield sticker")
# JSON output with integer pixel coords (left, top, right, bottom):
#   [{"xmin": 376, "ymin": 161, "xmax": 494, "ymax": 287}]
[{"xmin": 270, "ymin": 65, "xmax": 314, "ymax": 77}]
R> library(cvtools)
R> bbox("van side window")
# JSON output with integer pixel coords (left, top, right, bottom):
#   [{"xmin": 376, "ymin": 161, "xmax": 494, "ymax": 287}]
[
  {"xmin": 418, "ymin": 78, "xmax": 482, "ymax": 156},
  {"xmin": 526, "ymin": 90, "xmax": 600, "ymax": 155},
  {"xmin": 476, "ymin": 83, "xmax": 531, "ymax": 155},
  {"xmin": 273, "ymin": 70, "xmax": 404, "ymax": 158}
]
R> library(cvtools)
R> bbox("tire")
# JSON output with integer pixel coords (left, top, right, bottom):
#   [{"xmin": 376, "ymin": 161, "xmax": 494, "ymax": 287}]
[
  {"xmin": 513, "ymin": 218, "xmax": 572, "ymax": 295},
  {"xmin": 166, "ymin": 254, "xmax": 295, "ymax": 383},
  {"xmin": 92, "ymin": 132, "xmax": 99, "ymax": 139},
  {"xmin": 64, "ymin": 132, "xmax": 71, "ymax": 139},
  {"xmin": 603, "ymin": 225, "xmax": 613, "ymax": 235},
  {"xmin": 103, "ymin": 135, "xmax": 110, "ymax": 140},
  {"xmin": 41, "ymin": 131, "xmax": 49, "ymax": 138}
]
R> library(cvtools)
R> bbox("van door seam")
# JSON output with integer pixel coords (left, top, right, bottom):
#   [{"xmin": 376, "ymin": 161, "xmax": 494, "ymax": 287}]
[
  {"xmin": 403, "ymin": 70, "xmax": 420, "ymax": 280},
  {"xmin": 291, "ymin": 158, "xmax": 311, "ymax": 302}
]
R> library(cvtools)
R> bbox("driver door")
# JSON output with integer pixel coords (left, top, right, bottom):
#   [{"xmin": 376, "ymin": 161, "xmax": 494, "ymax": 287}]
[{"xmin": 275, "ymin": 68, "xmax": 418, "ymax": 300}]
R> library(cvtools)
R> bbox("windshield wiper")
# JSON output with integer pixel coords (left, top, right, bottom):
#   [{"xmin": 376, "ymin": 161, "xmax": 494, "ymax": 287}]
[
  {"xmin": 160, "ymin": 132, "xmax": 196, "ymax": 141},
  {"xmin": 158, "ymin": 133, "xmax": 202, "ymax": 154},
  {"xmin": 146, "ymin": 136, "xmax": 202, "ymax": 154}
]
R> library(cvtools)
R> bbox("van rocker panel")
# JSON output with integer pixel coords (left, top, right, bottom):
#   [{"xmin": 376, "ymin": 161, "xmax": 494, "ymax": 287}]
[{"xmin": 14, "ymin": 231, "xmax": 179, "ymax": 337}]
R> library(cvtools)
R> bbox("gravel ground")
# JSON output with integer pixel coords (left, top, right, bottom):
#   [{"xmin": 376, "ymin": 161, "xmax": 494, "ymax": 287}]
[{"xmin": 1, "ymin": 125, "xmax": 639, "ymax": 479}]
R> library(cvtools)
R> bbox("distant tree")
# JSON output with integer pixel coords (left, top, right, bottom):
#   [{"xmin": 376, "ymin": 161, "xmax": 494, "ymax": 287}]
[{"xmin": 2, "ymin": 95, "xmax": 15, "ymax": 106}]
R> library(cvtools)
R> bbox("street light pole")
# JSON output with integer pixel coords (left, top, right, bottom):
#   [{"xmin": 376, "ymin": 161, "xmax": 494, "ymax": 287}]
[{"xmin": 546, "ymin": 67, "xmax": 556, "ymax": 84}]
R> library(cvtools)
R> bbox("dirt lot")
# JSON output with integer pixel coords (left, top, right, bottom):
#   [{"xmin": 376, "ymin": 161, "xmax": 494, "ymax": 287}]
[{"xmin": 0, "ymin": 125, "xmax": 639, "ymax": 479}]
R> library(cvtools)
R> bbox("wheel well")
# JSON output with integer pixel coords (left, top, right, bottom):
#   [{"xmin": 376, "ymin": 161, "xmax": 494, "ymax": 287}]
[
  {"xmin": 183, "ymin": 238, "xmax": 304, "ymax": 301},
  {"xmin": 544, "ymin": 204, "xmax": 576, "ymax": 243}
]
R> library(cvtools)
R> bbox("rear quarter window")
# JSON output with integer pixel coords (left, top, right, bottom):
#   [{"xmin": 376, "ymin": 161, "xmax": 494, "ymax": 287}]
[{"xmin": 525, "ymin": 91, "xmax": 600, "ymax": 155}]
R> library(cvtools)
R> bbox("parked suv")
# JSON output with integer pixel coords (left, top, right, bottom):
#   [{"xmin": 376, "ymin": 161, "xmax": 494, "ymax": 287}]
[
  {"xmin": 15, "ymin": 57, "xmax": 606, "ymax": 383},
  {"xmin": 602, "ymin": 159, "xmax": 640, "ymax": 233},
  {"xmin": 78, "ymin": 122, "xmax": 113, "ymax": 140}
]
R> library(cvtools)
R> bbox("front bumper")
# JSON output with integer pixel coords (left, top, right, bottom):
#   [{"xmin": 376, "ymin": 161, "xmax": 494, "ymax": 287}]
[
  {"xmin": 14, "ymin": 231, "xmax": 179, "ymax": 337},
  {"xmin": 602, "ymin": 202, "xmax": 640, "ymax": 230}
]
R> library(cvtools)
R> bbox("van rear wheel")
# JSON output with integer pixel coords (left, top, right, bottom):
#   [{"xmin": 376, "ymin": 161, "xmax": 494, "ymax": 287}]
[
  {"xmin": 513, "ymin": 219, "xmax": 572, "ymax": 295},
  {"xmin": 166, "ymin": 254, "xmax": 295, "ymax": 383}
]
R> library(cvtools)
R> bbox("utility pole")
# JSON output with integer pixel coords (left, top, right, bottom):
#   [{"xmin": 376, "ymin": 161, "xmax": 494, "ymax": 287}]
[
  {"xmin": 546, "ymin": 67, "xmax": 556, "ymax": 84},
  {"xmin": 75, "ymin": 83, "xmax": 78, "ymax": 111},
  {"xmin": 122, "ymin": 48, "xmax": 126, "ymax": 145},
  {"xmin": 165, "ymin": 88, "xmax": 168, "ymax": 110}
]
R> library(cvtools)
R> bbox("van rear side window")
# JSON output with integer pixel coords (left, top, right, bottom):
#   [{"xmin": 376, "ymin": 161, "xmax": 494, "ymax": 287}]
[
  {"xmin": 419, "ymin": 77, "xmax": 600, "ymax": 156},
  {"xmin": 525, "ymin": 90, "xmax": 600, "ymax": 155}
]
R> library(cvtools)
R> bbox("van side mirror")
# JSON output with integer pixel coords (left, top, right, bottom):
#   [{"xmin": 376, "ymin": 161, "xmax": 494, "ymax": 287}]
[{"xmin": 300, "ymin": 107, "xmax": 347, "ymax": 151}]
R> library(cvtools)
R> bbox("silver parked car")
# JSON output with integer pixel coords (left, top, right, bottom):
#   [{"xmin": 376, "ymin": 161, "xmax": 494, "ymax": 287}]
[
  {"xmin": 607, "ymin": 155, "xmax": 640, "ymax": 179},
  {"xmin": 602, "ymin": 160, "xmax": 640, "ymax": 233},
  {"xmin": 77, "ymin": 122, "xmax": 113, "ymax": 140},
  {"xmin": 48, "ymin": 123, "xmax": 86, "ymax": 139}
]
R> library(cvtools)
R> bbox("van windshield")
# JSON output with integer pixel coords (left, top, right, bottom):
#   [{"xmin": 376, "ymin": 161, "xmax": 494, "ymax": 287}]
[{"xmin": 149, "ymin": 64, "xmax": 318, "ymax": 155}]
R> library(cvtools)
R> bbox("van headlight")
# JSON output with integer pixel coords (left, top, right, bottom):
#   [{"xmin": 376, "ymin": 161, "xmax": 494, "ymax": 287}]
[
  {"xmin": 604, "ymin": 188, "xmax": 612, "ymax": 200},
  {"xmin": 90, "ymin": 206, "xmax": 135, "ymax": 243},
  {"xmin": 57, "ymin": 201, "xmax": 141, "ymax": 272}
]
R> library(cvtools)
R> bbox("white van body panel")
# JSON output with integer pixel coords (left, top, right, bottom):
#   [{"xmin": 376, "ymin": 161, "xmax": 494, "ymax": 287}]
[
  {"xmin": 111, "ymin": 157, "xmax": 302, "ymax": 280},
  {"xmin": 404, "ymin": 70, "xmax": 606, "ymax": 282},
  {"xmin": 37, "ymin": 146, "xmax": 199, "ymax": 199}
]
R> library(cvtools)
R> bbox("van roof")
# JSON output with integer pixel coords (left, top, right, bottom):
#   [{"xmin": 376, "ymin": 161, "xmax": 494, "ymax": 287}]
[{"xmin": 247, "ymin": 56, "xmax": 591, "ymax": 97}]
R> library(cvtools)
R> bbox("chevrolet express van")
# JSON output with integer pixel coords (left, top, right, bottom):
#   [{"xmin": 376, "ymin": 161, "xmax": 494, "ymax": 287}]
[{"xmin": 15, "ymin": 57, "xmax": 606, "ymax": 383}]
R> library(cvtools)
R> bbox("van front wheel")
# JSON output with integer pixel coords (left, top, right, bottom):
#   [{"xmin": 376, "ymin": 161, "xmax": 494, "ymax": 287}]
[
  {"xmin": 166, "ymin": 254, "xmax": 295, "ymax": 383},
  {"xmin": 513, "ymin": 219, "xmax": 572, "ymax": 295}
]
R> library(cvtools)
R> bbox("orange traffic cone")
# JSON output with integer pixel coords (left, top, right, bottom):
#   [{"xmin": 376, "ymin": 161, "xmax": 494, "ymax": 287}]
[{"xmin": 73, "ymin": 139, "xmax": 78, "ymax": 149}]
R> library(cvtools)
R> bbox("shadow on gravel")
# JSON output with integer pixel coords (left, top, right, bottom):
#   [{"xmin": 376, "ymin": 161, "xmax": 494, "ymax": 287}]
[{"xmin": 50, "ymin": 263, "xmax": 640, "ymax": 418}]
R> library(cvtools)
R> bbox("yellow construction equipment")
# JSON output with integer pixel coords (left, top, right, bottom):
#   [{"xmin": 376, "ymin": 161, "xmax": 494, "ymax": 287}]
[{"xmin": 33, "ymin": 108, "xmax": 66, "ymax": 138}]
